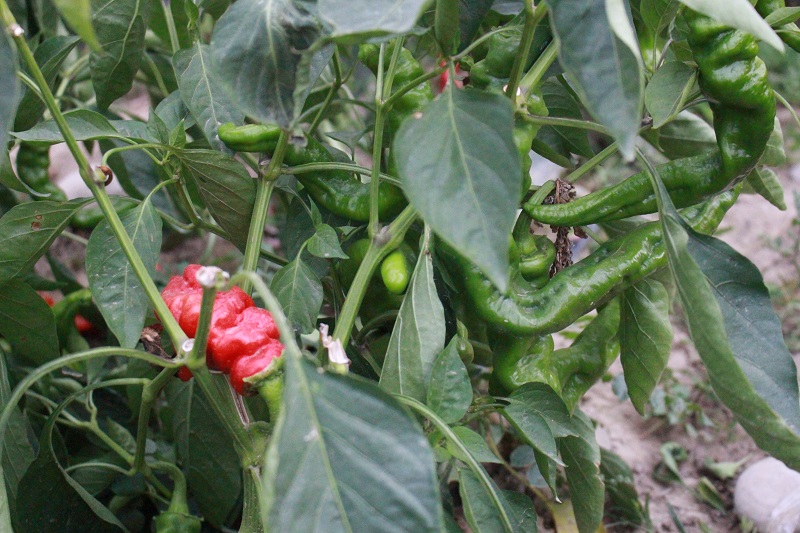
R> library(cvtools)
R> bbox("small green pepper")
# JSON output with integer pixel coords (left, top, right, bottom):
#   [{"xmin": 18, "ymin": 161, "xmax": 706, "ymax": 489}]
[
  {"xmin": 217, "ymin": 122, "xmax": 281, "ymax": 153},
  {"xmin": 380, "ymin": 249, "xmax": 410, "ymax": 295}
]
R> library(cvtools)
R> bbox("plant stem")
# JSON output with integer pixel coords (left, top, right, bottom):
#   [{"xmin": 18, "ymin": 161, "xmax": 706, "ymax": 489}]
[
  {"xmin": 332, "ymin": 206, "xmax": 417, "ymax": 346},
  {"xmin": 161, "ymin": 0, "xmax": 180, "ymax": 54},
  {"xmin": 519, "ymin": 40, "xmax": 558, "ymax": 97},
  {"xmin": 241, "ymin": 132, "xmax": 288, "ymax": 294},
  {"xmin": 521, "ymin": 114, "xmax": 611, "ymax": 135},
  {"xmin": 0, "ymin": 5, "xmax": 187, "ymax": 348},
  {"xmin": 395, "ymin": 395, "xmax": 515, "ymax": 533},
  {"xmin": 506, "ymin": 1, "xmax": 547, "ymax": 99},
  {"xmin": 130, "ymin": 367, "xmax": 178, "ymax": 474}
]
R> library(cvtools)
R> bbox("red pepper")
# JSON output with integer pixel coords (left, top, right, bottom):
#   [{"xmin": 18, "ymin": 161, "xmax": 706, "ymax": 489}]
[
  {"xmin": 160, "ymin": 265, "xmax": 283, "ymax": 395},
  {"xmin": 436, "ymin": 61, "xmax": 463, "ymax": 93}
]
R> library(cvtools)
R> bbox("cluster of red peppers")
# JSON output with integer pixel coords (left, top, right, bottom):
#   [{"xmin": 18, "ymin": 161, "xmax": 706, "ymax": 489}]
[{"xmin": 161, "ymin": 264, "xmax": 283, "ymax": 395}]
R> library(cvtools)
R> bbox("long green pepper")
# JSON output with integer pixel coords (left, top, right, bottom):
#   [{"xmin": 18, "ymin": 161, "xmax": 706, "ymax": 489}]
[{"xmin": 523, "ymin": 11, "xmax": 775, "ymax": 226}]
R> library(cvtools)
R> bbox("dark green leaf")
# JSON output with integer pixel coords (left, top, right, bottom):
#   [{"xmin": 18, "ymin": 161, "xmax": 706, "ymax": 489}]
[
  {"xmin": 90, "ymin": 0, "xmax": 150, "ymax": 109},
  {"xmin": 458, "ymin": 468, "xmax": 533, "ymax": 533},
  {"xmin": 458, "ymin": 0, "xmax": 494, "ymax": 51},
  {"xmin": 270, "ymin": 257, "xmax": 323, "ymax": 334},
  {"xmin": 12, "ymin": 109, "xmax": 132, "ymax": 144},
  {"xmin": 319, "ymin": 0, "xmax": 429, "ymax": 40},
  {"xmin": 173, "ymin": 43, "xmax": 244, "ymax": 153},
  {"xmin": 0, "ymin": 199, "xmax": 88, "ymax": 286},
  {"xmin": 15, "ymin": 408, "xmax": 124, "ymax": 531},
  {"xmin": 426, "ymin": 337, "xmax": 472, "ymax": 424},
  {"xmin": 447, "ymin": 427, "xmax": 501, "ymax": 464},
  {"xmin": 15, "ymin": 36, "xmax": 80, "ymax": 132},
  {"xmin": 263, "ymin": 357, "xmax": 443, "ymax": 532},
  {"xmin": 600, "ymin": 448, "xmax": 648, "ymax": 528},
  {"xmin": 394, "ymin": 89, "xmax": 519, "ymax": 290},
  {"xmin": 645, "ymin": 61, "xmax": 696, "ymax": 128},
  {"xmin": 177, "ymin": 149, "xmax": 255, "ymax": 249},
  {"xmin": 651, "ymin": 163, "xmax": 800, "ymax": 472},
  {"xmin": 744, "ymin": 167, "xmax": 786, "ymax": 210},
  {"xmin": 558, "ymin": 409, "xmax": 604, "ymax": 533},
  {"xmin": 0, "ymin": 348, "xmax": 34, "ymax": 512},
  {"xmin": 534, "ymin": 79, "xmax": 593, "ymax": 164},
  {"xmin": 644, "ymin": 110, "xmax": 716, "ymax": 159},
  {"xmin": 0, "ymin": 30, "xmax": 19, "ymax": 155},
  {"xmin": 177, "ymin": 380, "xmax": 243, "ymax": 528},
  {"xmin": 765, "ymin": 7, "xmax": 800, "ymax": 27},
  {"xmin": 640, "ymin": 0, "xmax": 681, "ymax": 36},
  {"xmin": 0, "ymin": 151, "xmax": 35, "ymax": 195},
  {"xmin": 209, "ymin": 0, "xmax": 319, "ymax": 127},
  {"xmin": 380, "ymin": 239, "xmax": 446, "ymax": 400},
  {"xmin": 306, "ymin": 223, "xmax": 348, "ymax": 259},
  {"xmin": 0, "ymin": 280, "xmax": 59, "ymax": 365},
  {"xmin": 86, "ymin": 201, "xmax": 162, "ymax": 348},
  {"xmin": 760, "ymin": 117, "xmax": 786, "ymax": 167},
  {"xmin": 502, "ymin": 382, "xmax": 575, "ymax": 465},
  {"xmin": 54, "ymin": 0, "xmax": 101, "ymax": 50},
  {"xmin": 620, "ymin": 279, "xmax": 673, "ymax": 414},
  {"xmin": 548, "ymin": 0, "xmax": 644, "ymax": 157}
]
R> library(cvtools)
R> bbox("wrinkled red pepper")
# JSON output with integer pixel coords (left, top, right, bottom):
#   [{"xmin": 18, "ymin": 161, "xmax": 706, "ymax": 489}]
[{"xmin": 160, "ymin": 264, "xmax": 283, "ymax": 394}]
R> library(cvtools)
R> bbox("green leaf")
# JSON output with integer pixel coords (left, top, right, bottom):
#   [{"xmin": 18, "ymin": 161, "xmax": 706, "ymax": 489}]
[
  {"xmin": 209, "ymin": 0, "xmax": 319, "ymax": 127},
  {"xmin": 534, "ymin": 79, "xmax": 593, "ymax": 164},
  {"xmin": 319, "ymin": 0, "xmax": 429, "ymax": 40},
  {"xmin": 502, "ymin": 382, "xmax": 575, "ymax": 466},
  {"xmin": 12, "ymin": 109, "xmax": 132, "ymax": 144},
  {"xmin": 270, "ymin": 257, "xmax": 323, "ymax": 334},
  {"xmin": 0, "ymin": 199, "xmax": 88, "ymax": 287},
  {"xmin": 644, "ymin": 110, "xmax": 716, "ymax": 159},
  {"xmin": 263, "ymin": 357, "xmax": 443, "ymax": 532},
  {"xmin": 558, "ymin": 409, "xmax": 604, "ymax": 533},
  {"xmin": 435, "ymin": 0, "xmax": 460, "ymax": 53},
  {"xmin": 15, "ymin": 404, "xmax": 125, "ymax": 531},
  {"xmin": 458, "ymin": 468, "xmax": 536, "ymax": 533},
  {"xmin": 446, "ymin": 427, "xmax": 501, "ymax": 464},
  {"xmin": 176, "ymin": 149, "xmax": 255, "ymax": 250},
  {"xmin": 86, "ymin": 201, "xmax": 162, "ymax": 349},
  {"xmin": 394, "ymin": 88, "xmax": 519, "ymax": 291},
  {"xmin": 600, "ymin": 448, "xmax": 648, "ymax": 527},
  {"xmin": 426, "ymin": 337, "xmax": 472, "ymax": 424},
  {"xmin": 548, "ymin": 0, "xmax": 644, "ymax": 158},
  {"xmin": 645, "ymin": 61, "xmax": 696, "ymax": 128},
  {"xmin": 0, "ymin": 30, "xmax": 19, "ymax": 156},
  {"xmin": 14, "ymin": 36, "xmax": 80, "ymax": 132},
  {"xmin": 172, "ymin": 380, "xmax": 243, "ymax": 528},
  {"xmin": 306, "ymin": 223, "xmax": 348, "ymax": 259},
  {"xmin": 380, "ymin": 237, "xmax": 446, "ymax": 401},
  {"xmin": 173, "ymin": 43, "xmax": 244, "ymax": 153},
  {"xmin": 677, "ymin": 0, "xmax": 783, "ymax": 51},
  {"xmin": 0, "ymin": 280, "xmax": 59, "ymax": 366},
  {"xmin": 744, "ymin": 167, "xmax": 786, "ymax": 210},
  {"xmin": 0, "ymin": 151, "xmax": 36, "ymax": 195},
  {"xmin": 760, "ymin": 117, "xmax": 786, "ymax": 167},
  {"xmin": 650, "ymin": 164, "xmax": 800, "ymax": 472},
  {"xmin": 458, "ymin": 0, "xmax": 493, "ymax": 51},
  {"xmin": 54, "ymin": 0, "xmax": 101, "ymax": 51},
  {"xmin": 640, "ymin": 0, "xmax": 681, "ymax": 36},
  {"xmin": 90, "ymin": 0, "xmax": 150, "ymax": 109},
  {"xmin": 765, "ymin": 7, "xmax": 800, "ymax": 27},
  {"xmin": 620, "ymin": 279, "xmax": 673, "ymax": 414},
  {"xmin": 0, "ymin": 348, "xmax": 34, "ymax": 513}
]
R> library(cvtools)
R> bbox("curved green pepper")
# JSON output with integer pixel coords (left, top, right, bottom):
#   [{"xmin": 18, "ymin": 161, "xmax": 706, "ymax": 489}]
[
  {"xmin": 441, "ymin": 186, "xmax": 739, "ymax": 337},
  {"xmin": 491, "ymin": 299, "xmax": 620, "ymax": 410},
  {"xmin": 218, "ymin": 124, "xmax": 407, "ymax": 222},
  {"xmin": 524, "ymin": 10, "xmax": 775, "ymax": 226}
]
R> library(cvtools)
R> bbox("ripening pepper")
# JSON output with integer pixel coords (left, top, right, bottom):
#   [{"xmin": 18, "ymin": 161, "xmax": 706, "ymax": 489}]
[{"xmin": 160, "ymin": 265, "xmax": 283, "ymax": 395}]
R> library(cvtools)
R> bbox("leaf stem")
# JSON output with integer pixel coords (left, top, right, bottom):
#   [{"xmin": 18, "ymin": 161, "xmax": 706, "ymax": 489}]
[
  {"xmin": 332, "ymin": 205, "xmax": 417, "ymax": 346},
  {"xmin": 506, "ymin": 1, "xmax": 548, "ymax": 99},
  {"xmin": 394, "ymin": 395, "xmax": 515, "ymax": 533},
  {"xmin": 0, "ymin": 5, "xmax": 187, "ymax": 348}
]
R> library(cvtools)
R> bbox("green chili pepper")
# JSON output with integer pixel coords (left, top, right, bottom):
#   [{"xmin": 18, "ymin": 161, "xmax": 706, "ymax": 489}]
[
  {"xmin": 441, "ymin": 186, "xmax": 739, "ymax": 338},
  {"xmin": 218, "ymin": 124, "xmax": 407, "ymax": 222},
  {"xmin": 337, "ymin": 239, "xmax": 410, "ymax": 318},
  {"xmin": 380, "ymin": 249, "xmax": 410, "ymax": 295},
  {"xmin": 217, "ymin": 122, "xmax": 281, "ymax": 153},
  {"xmin": 524, "ymin": 11, "xmax": 775, "ymax": 226},
  {"xmin": 755, "ymin": 0, "xmax": 800, "ymax": 53},
  {"xmin": 16, "ymin": 142, "xmax": 68, "ymax": 202},
  {"xmin": 468, "ymin": 22, "xmax": 552, "ymax": 92}
]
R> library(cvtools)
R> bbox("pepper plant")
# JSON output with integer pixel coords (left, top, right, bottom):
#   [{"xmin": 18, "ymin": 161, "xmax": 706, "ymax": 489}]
[{"xmin": 1, "ymin": 0, "xmax": 799, "ymax": 531}]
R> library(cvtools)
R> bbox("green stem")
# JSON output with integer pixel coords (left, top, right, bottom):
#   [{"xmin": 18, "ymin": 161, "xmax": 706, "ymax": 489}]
[
  {"xmin": 131, "ymin": 367, "xmax": 177, "ymax": 474},
  {"xmin": 506, "ymin": 1, "xmax": 547, "ymax": 99},
  {"xmin": 242, "ymin": 464, "xmax": 266, "ymax": 533},
  {"xmin": 368, "ymin": 43, "xmax": 391, "ymax": 237},
  {"xmin": 519, "ymin": 40, "xmax": 558, "ymax": 97},
  {"xmin": 152, "ymin": 461, "xmax": 190, "ymax": 514},
  {"xmin": 241, "ymin": 132, "xmax": 287, "ymax": 294},
  {"xmin": 0, "ymin": 5, "xmax": 187, "ymax": 348},
  {"xmin": 101, "ymin": 142, "xmax": 168, "ymax": 167},
  {"xmin": 521, "ymin": 114, "xmax": 611, "ymax": 135},
  {"xmin": 285, "ymin": 161, "xmax": 402, "ymax": 187},
  {"xmin": 332, "ymin": 206, "xmax": 417, "ymax": 346},
  {"xmin": 161, "ymin": 0, "xmax": 180, "ymax": 54},
  {"xmin": 383, "ymin": 67, "xmax": 443, "ymax": 111},
  {"xmin": 394, "ymin": 395, "xmax": 514, "ymax": 533},
  {"xmin": 308, "ymin": 52, "xmax": 343, "ymax": 135}
]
